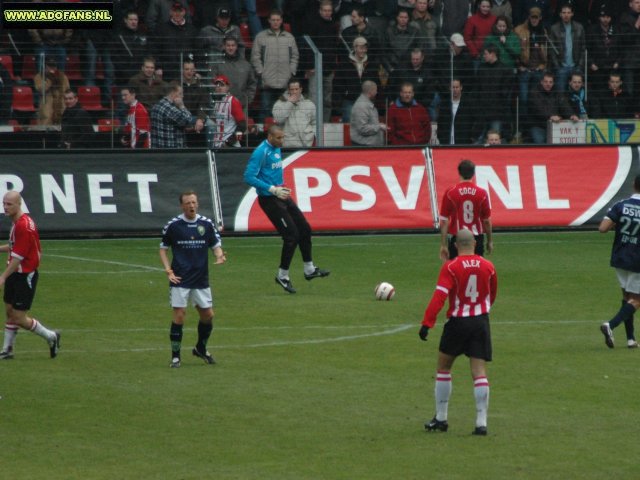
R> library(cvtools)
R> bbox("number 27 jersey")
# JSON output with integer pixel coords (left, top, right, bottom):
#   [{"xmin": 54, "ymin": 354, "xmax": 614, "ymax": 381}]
[
  {"xmin": 440, "ymin": 181, "xmax": 491, "ymax": 236},
  {"xmin": 606, "ymin": 194, "xmax": 640, "ymax": 272}
]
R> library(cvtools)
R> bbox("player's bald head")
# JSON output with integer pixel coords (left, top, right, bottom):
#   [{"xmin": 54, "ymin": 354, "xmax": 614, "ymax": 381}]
[
  {"xmin": 3, "ymin": 191, "xmax": 22, "ymax": 205},
  {"xmin": 455, "ymin": 228, "xmax": 475, "ymax": 249}
]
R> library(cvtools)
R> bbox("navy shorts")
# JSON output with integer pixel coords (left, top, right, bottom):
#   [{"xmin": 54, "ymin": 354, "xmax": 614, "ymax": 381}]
[
  {"xmin": 4, "ymin": 270, "xmax": 39, "ymax": 311},
  {"xmin": 438, "ymin": 314, "xmax": 492, "ymax": 361}
]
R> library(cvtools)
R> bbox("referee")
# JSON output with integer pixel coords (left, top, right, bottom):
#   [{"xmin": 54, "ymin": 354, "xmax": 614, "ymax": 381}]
[{"xmin": 243, "ymin": 124, "xmax": 329, "ymax": 293}]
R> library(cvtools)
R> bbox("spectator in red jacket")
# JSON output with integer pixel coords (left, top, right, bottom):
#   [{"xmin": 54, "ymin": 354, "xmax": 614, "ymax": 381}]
[
  {"xmin": 387, "ymin": 82, "xmax": 431, "ymax": 145},
  {"xmin": 121, "ymin": 85, "xmax": 151, "ymax": 148},
  {"xmin": 463, "ymin": 0, "xmax": 497, "ymax": 72}
]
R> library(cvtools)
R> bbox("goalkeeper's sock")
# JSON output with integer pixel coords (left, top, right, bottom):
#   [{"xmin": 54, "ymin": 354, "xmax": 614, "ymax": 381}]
[
  {"xmin": 303, "ymin": 262, "xmax": 316, "ymax": 276},
  {"xmin": 170, "ymin": 322, "xmax": 183, "ymax": 358},
  {"xmin": 435, "ymin": 371, "xmax": 452, "ymax": 422},
  {"xmin": 196, "ymin": 321, "xmax": 213, "ymax": 352},
  {"xmin": 473, "ymin": 376, "xmax": 490, "ymax": 428},
  {"xmin": 609, "ymin": 302, "xmax": 635, "ymax": 330},
  {"xmin": 278, "ymin": 268, "xmax": 290, "ymax": 280}
]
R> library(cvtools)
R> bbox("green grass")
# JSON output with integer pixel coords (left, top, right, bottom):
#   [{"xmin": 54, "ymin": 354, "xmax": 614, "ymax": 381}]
[{"xmin": 1, "ymin": 231, "xmax": 639, "ymax": 479}]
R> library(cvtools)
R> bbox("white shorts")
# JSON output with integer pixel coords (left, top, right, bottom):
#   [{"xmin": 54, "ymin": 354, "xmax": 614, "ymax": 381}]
[
  {"xmin": 615, "ymin": 269, "xmax": 640, "ymax": 294},
  {"xmin": 169, "ymin": 287, "xmax": 213, "ymax": 309}
]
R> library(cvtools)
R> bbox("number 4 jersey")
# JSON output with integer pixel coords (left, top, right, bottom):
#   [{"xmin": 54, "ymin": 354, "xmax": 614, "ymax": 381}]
[
  {"xmin": 422, "ymin": 254, "xmax": 498, "ymax": 328},
  {"xmin": 440, "ymin": 180, "xmax": 491, "ymax": 236},
  {"xmin": 606, "ymin": 194, "xmax": 640, "ymax": 272}
]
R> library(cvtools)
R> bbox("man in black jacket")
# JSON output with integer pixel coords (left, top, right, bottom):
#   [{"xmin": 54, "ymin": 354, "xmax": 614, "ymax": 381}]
[
  {"xmin": 592, "ymin": 72, "xmax": 637, "ymax": 119},
  {"xmin": 60, "ymin": 89, "xmax": 95, "ymax": 149},
  {"xmin": 111, "ymin": 10, "xmax": 149, "ymax": 88},
  {"xmin": 437, "ymin": 78, "xmax": 475, "ymax": 145}
]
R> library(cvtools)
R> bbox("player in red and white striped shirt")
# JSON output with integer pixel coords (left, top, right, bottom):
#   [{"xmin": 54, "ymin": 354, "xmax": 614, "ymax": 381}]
[
  {"xmin": 439, "ymin": 159, "xmax": 493, "ymax": 261},
  {"xmin": 0, "ymin": 191, "xmax": 60, "ymax": 360},
  {"xmin": 419, "ymin": 229, "xmax": 498, "ymax": 435}
]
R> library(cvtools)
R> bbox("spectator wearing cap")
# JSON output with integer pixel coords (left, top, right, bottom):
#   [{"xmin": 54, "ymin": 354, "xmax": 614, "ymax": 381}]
[
  {"xmin": 33, "ymin": 57, "xmax": 70, "ymax": 126},
  {"xmin": 251, "ymin": 9, "xmax": 299, "ymax": 122},
  {"xmin": 333, "ymin": 36, "xmax": 380, "ymax": 122},
  {"xmin": 434, "ymin": 33, "xmax": 474, "ymax": 101},
  {"xmin": 617, "ymin": 0, "xmax": 640, "ymax": 96},
  {"xmin": 197, "ymin": 7, "xmax": 246, "ymax": 60},
  {"xmin": 210, "ymin": 74, "xmax": 247, "ymax": 148},
  {"xmin": 463, "ymin": 0, "xmax": 497, "ymax": 73},
  {"xmin": 151, "ymin": 1, "xmax": 198, "ymax": 81},
  {"xmin": 146, "ymin": 0, "xmax": 190, "ymax": 33},
  {"xmin": 209, "ymin": 37, "xmax": 257, "ymax": 109},
  {"xmin": 151, "ymin": 81, "xmax": 204, "ymax": 148},
  {"xmin": 272, "ymin": 78, "xmax": 316, "ymax": 147},
  {"xmin": 587, "ymin": 5, "xmax": 620, "ymax": 97},
  {"xmin": 548, "ymin": 2, "xmax": 585, "ymax": 93},
  {"xmin": 514, "ymin": 0, "xmax": 553, "ymax": 27},
  {"xmin": 514, "ymin": 7, "xmax": 549, "ymax": 117}
]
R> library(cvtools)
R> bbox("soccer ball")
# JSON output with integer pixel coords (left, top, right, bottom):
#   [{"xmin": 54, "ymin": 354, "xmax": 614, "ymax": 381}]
[{"xmin": 375, "ymin": 282, "xmax": 395, "ymax": 301}]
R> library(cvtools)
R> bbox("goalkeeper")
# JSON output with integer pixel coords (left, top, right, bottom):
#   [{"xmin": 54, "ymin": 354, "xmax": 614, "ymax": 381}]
[{"xmin": 243, "ymin": 125, "xmax": 329, "ymax": 294}]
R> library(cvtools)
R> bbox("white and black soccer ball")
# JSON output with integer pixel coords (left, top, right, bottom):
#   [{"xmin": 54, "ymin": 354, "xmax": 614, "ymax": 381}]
[{"xmin": 375, "ymin": 282, "xmax": 395, "ymax": 301}]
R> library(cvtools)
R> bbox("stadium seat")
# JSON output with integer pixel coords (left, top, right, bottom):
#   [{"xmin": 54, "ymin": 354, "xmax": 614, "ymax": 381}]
[
  {"xmin": 0, "ymin": 55, "xmax": 16, "ymax": 80},
  {"xmin": 240, "ymin": 22, "xmax": 252, "ymax": 49},
  {"xmin": 78, "ymin": 86, "xmax": 107, "ymax": 111},
  {"xmin": 11, "ymin": 86, "xmax": 37, "ymax": 112},
  {"xmin": 20, "ymin": 55, "xmax": 38, "ymax": 80},
  {"xmin": 97, "ymin": 118, "xmax": 120, "ymax": 132},
  {"xmin": 283, "ymin": 23, "xmax": 291, "ymax": 33},
  {"xmin": 263, "ymin": 116, "xmax": 275, "ymax": 132},
  {"xmin": 64, "ymin": 55, "xmax": 83, "ymax": 81}
]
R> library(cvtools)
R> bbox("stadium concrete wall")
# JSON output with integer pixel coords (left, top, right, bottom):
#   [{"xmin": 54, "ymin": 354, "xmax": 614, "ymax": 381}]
[{"xmin": 0, "ymin": 145, "xmax": 637, "ymax": 237}]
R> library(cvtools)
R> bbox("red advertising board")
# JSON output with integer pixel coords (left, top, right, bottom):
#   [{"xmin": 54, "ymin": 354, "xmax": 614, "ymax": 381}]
[
  {"xmin": 235, "ymin": 148, "xmax": 435, "ymax": 231},
  {"xmin": 232, "ymin": 145, "xmax": 633, "ymax": 232},
  {"xmin": 431, "ymin": 146, "xmax": 631, "ymax": 227}
]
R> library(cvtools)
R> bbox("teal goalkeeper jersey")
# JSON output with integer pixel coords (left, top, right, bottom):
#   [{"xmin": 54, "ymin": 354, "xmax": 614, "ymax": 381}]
[{"xmin": 243, "ymin": 139, "xmax": 284, "ymax": 197}]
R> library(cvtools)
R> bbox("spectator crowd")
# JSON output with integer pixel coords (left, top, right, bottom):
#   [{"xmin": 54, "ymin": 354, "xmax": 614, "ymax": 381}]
[{"xmin": 1, "ymin": 0, "xmax": 640, "ymax": 148}]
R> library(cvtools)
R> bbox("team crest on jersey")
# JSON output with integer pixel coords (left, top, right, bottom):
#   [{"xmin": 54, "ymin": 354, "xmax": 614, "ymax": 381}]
[{"xmin": 197, "ymin": 225, "xmax": 205, "ymax": 236}]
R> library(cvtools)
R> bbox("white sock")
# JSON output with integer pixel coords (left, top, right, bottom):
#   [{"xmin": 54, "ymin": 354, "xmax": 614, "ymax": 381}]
[
  {"xmin": 2, "ymin": 323, "xmax": 18, "ymax": 352},
  {"xmin": 435, "ymin": 371, "xmax": 452, "ymax": 421},
  {"xmin": 303, "ymin": 262, "xmax": 316, "ymax": 275},
  {"xmin": 473, "ymin": 376, "xmax": 490, "ymax": 427},
  {"xmin": 30, "ymin": 318, "xmax": 56, "ymax": 343},
  {"xmin": 278, "ymin": 268, "xmax": 290, "ymax": 280}
]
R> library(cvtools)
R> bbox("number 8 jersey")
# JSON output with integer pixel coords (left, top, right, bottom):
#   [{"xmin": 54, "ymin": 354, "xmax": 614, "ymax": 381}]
[
  {"xmin": 440, "ymin": 180, "xmax": 491, "ymax": 236},
  {"xmin": 423, "ymin": 254, "xmax": 498, "ymax": 327}
]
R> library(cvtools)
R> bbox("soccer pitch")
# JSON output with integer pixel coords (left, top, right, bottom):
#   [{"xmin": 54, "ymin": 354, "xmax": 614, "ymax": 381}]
[{"xmin": 1, "ymin": 231, "xmax": 638, "ymax": 479}]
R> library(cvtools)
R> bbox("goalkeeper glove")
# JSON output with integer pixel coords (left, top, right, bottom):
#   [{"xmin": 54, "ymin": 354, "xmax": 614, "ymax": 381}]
[{"xmin": 269, "ymin": 186, "xmax": 291, "ymax": 200}]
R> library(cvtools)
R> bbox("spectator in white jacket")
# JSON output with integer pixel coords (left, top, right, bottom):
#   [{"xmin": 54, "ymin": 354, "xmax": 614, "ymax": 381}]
[{"xmin": 272, "ymin": 79, "xmax": 316, "ymax": 148}]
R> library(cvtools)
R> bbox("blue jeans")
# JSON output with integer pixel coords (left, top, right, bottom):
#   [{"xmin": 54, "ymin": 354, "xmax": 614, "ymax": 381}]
[
  {"xmin": 554, "ymin": 65, "xmax": 574, "ymax": 92},
  {"xmin": 518, "ymin": 69, "xmax": 543, "ymax": 117},
  {"xmin": 231, "ymin": 0, "xmax": 262, "ymax": 38},
  {"xmin": 35, "ymin": 45, "xmax": 66, "ymax": 74},
  {"xmin": 84, "ymin": 40, "xmax": 114, "ymax": 105},
  {"xmin": 530, "ymin": 126, "xmax": 547, "ymax": 144}
]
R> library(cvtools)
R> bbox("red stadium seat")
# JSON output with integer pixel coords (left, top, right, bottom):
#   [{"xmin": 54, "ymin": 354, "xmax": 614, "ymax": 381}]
[
  {"xmin": 78, "ymin": 86, "xmax": 107, "ymax": 111},
  {"xmin": 263, "ymin": 116, "xmax": 275, "ymax": 132},
  {"xmin": 97, "ymin": 118, "xmax": 120, "ymax": 132},
  {"xmin": 239, "ymin": 22, "xmax": 252, "ymax": 50},
  {"xmin": 64, "ymin": 55, "xmax": 83, "ymax": 81},
  {"xmin": 11, "ymin": 86, "xmax": 37, "ymax": 112},
  {"xmin": 20, "ymin": 55, "xmax": 38, "ymax": 80},
  {"xmin": 0, "ymin": 55, "xmax": 16, "ymax": 80}
]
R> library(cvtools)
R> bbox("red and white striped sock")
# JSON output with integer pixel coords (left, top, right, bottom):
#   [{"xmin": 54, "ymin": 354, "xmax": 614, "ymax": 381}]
[
  {"xmin": 3, "ymin": 322, "xmax": 19, "ymax": 352},
  {"xmin": 473, "ymin": 376, "xmax": 490, "ymax": 427},
  {"xmin": 30, "ymin": 318, "xmax": 56, "ymax": 343},
  {"xmin": 435, "ymin": 370, "xmax": 452, "ymax": 421}
]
